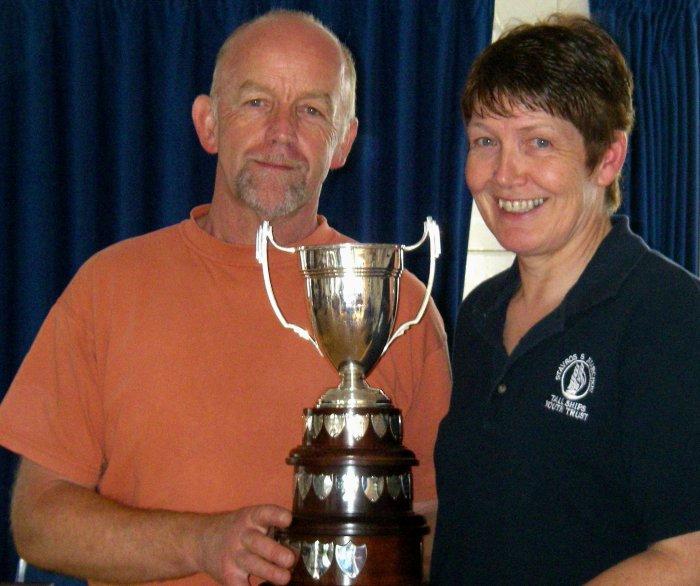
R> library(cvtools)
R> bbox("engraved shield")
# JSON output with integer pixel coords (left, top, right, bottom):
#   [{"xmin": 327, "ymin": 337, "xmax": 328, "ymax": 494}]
[
  {"xmin": 301, "ymin": 540, "xmax": 334, "ymax": 579},
  {"xmin": 312, "ymin": 473, "xmax": 333, "ymax": 500},
  {"xmin": 347, "ymin": 413, "xmax": 369, "ymax": 440},
  {"xmin": 324, "ymin": 413, "xmax": 345, "ymax": 438},
  {"xmin": 335, "ymin": 540, "xmax": 368, "ymax": 579},
  {"xmin": 338, "ymin": 471, "xmax": 360, "ymax": 503},
  {"xmin": 361, "ymin": 475, "xmax": 385, "ymax": 502},
  {"xmin": 387, "ymin": 475, "xmax": 402, "ymax": 500},
  {"xmin": 312, "ymin": 414, "xmax": 324, "ymax": 438},
  {"xmin": 295, "ymin": 470, "xmax": 312, "ymax": 502},
  {"xmin": 371, "ymin": 413, "xmax": 388, "ymax": 438},
  {"xmin": 401, "ymin": 473, "xmax": 412, "ymax": 499},
  {"xmin": 389, "ymin": 414, "xmax": 402, "ymax": 441}
]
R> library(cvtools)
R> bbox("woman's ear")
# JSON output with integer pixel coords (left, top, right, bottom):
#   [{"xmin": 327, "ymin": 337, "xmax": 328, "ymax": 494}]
[{"xmin": 595, "ymin": 131, "xmax": 628, "ymax": 188}]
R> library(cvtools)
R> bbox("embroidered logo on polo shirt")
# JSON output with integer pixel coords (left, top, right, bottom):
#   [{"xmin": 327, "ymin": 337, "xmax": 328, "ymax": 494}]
[{"xmin": 545, "ymin": 353, "xmax": 597, "ymax": 422}]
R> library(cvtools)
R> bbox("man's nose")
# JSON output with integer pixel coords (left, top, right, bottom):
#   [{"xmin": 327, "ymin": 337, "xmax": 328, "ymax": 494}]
[{"xmin": 265, "ymin": 107, "xmax": 297, "ymax": 144}]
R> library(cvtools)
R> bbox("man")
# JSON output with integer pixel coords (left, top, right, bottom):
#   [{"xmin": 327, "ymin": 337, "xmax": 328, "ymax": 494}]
[{"xmin": 0, "ymin": 10, "xmax": 451, "ymax": 586}]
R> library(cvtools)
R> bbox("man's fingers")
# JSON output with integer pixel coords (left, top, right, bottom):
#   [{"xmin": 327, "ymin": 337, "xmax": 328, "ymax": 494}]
[
  {"xmin": 242, "ymin": 529, "xmax": 296, "ymax": 568},
  {"xmin": 235, "ymin": 542, "xmax": 293, "ymax": 585},
  {"xmin": 202, "ymin": 506, "xmax": 296, "ymax": 585},
  {"xmin": 238, "ymin": 524, "xmax": 296, "ymax": 585},
  {"xmin": 249, "ymin": 505, "xmax": 292, "ymax": 531}
]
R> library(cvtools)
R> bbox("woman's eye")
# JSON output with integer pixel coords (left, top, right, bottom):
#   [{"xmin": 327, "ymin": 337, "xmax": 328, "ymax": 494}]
[{"xmin": 473, "ymin": 137, "xmax": 495, "ymax": 148}]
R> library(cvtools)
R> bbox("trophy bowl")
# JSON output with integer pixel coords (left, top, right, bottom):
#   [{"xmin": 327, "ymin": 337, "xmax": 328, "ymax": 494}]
[
  {"xmin": 256, "ymin": 218, "xmax": 440, "ymax": 408},
  {"xmin": 300, "ymin": 243, "xmax": 401, "ymax": 406}
]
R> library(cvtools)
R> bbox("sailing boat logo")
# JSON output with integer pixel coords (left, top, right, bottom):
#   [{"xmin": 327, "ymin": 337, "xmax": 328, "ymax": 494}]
[{"xmin": 560, "ymin": 358, "xmax": 593, "ymax": 400}]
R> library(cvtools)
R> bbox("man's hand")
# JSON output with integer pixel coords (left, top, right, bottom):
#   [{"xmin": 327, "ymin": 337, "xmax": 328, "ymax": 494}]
[
  {"xmin": 12, "ymin": 458, "xmax": 295, "ymax": 584},
  {"xmin": 198, "ymin": 505, "xmax": 295, "ymax": 585}
]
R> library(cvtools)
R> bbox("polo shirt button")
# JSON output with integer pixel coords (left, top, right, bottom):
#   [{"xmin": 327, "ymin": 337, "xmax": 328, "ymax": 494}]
[{"xmin": 497, "ymin": 383, "xmax": 507, "ymax": 395}]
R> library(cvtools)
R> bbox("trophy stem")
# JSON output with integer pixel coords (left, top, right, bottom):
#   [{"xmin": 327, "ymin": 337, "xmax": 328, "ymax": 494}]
[{"xmin": 317, "ymin": 362, "xmax": 391, "ymax": 408}]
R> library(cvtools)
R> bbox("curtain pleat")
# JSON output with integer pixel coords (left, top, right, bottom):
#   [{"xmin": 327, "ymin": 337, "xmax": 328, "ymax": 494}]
[{"xmin": 591, "ymin": 0, "xmax": 700, "ymax": 275}]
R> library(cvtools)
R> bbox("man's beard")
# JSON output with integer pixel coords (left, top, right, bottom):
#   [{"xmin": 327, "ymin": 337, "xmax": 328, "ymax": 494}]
[{"xmin": 234, "ymin": 165, "xmax": 312, "ymax": 220}]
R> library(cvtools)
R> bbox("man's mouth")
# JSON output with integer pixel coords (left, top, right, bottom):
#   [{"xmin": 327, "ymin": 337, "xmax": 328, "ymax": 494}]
[
  {"xmin": 254, "ymin": 159, "xmax": 298, "ymax": 171},
  {"xmin": 498, "ymin": 197, "xmax": 545, "ymax": 213},
  {"xmin": 250, "ymin": 150, "xmax": 306, "ymax": 171}
]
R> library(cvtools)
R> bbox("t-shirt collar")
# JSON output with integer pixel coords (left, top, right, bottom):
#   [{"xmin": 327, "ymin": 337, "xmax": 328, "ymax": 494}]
[{"xmin": 180, "ymin": 204, "xmax": 337, "ymax": 266}]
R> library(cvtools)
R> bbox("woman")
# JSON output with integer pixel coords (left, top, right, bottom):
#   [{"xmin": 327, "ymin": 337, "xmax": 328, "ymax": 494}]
[{"xmin": 431, "ymin": 14, "xmax": 699, "ymax": 585}]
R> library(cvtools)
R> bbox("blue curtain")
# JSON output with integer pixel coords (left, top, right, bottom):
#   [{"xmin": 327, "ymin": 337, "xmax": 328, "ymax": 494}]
[
  {"xmin": 591, "ymin": 0, "xmax": 700, "ymax": 275},
  {"xmin": 0, "ymin": 0, "xmax": 494, "ymax": 579}
]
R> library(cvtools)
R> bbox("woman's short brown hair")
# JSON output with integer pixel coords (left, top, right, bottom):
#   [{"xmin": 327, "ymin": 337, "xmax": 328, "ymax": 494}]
[{"xmin": 461, "ymin": 14, "xmax": 634, "ymax": 213}]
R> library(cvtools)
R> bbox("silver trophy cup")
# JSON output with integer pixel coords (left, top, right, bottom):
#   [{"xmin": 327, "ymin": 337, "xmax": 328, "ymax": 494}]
[
  {"xmin": 256, "ymin": 219, "xmax": 441, "ymax": 583},
  {"xmin": 255, "ymin": 218, "xmax": 440, "ymax": 408}
]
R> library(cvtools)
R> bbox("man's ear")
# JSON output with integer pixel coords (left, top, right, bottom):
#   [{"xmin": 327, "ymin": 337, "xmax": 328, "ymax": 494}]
[
  {"xmin": 595, "ymin": 130, "xmax": 628, "ymax": 188},
  {"xmin": 330, "ymin": 117, "xmax": 359, "ymax": 169},
  {"xmin": 192, "ymin": 95, "xmax": 218, "ymax": 154}
]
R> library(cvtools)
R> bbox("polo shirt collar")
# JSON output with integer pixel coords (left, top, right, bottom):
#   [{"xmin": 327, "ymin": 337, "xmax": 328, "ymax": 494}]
[
  {"xmin": 562, "ymin": 215, "xmax": 648, "ymax": 318},
  {"xmin": 470, "ymin": 263, "xmax": 519, "ymax": 352},
  {"xmin": 470, "ymin": 215, "xmax": 648, "ymax": 356}
]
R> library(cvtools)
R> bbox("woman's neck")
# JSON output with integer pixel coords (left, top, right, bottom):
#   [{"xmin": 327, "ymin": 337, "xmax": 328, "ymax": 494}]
[{"xmin": 503, "ymin": 218, "xmax": 612, "ymax": 355}]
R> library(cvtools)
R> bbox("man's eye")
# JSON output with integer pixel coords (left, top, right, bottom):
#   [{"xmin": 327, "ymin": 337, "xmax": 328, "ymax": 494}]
[
  {"xmin": 246, "ymin": 98, "xmax": 264, "ymax": 107},
  {"xmin": 533, "ymin": 137, "xmax": 551, "ymax": 148},
  {"xmin": 302, "ymin": 105, "xmax": 322, "ymax": 117}
]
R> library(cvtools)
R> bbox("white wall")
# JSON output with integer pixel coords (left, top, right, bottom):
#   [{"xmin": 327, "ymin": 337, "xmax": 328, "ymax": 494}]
[{"xmin": 462, "ymin": 0, "xmax": 590, "ymax": 298}]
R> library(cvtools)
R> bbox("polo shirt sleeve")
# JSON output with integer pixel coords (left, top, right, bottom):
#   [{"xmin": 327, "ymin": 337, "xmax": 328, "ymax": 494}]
[
  {"xmin": 619, "ymin": 271, "xmax": 700, "ymax": 545},
  {"xmin": 0, "ymin": 260, "xmax": 105, "ymax": 487}
]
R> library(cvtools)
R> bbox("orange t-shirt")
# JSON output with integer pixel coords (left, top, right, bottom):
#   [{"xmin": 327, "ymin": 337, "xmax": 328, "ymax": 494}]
[{"xmin": 0, "ymin": 205, "xmax": 451, "ymax": 585}]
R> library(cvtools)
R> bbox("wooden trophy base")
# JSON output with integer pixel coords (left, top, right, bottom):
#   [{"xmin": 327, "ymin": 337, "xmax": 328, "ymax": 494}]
[{"xmin": 279, "ymin": 406, "xmax": 427, "ymax": 584}]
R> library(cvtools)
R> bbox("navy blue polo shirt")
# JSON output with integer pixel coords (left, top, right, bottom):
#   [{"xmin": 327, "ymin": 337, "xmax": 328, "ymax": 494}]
[{"xmin": 431, "ymin": 217, "xmax": 700, "ymax": 585}]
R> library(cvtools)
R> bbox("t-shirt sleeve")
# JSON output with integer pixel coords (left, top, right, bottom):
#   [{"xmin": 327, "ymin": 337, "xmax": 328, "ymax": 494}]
[
  {"xmin": 620, "ymin": 273, "xmax": 700, "ymax": 545},
  {"xmin": 402, "ymin": 310, "xmax": 451, "ymax": 503},
  {"xmin": 0, "ymin": 264, "xmax": 105, "ymax": 487},
  {"xmin": 369, "ymin": 270, "xmax": 452, "ymax": 503}
]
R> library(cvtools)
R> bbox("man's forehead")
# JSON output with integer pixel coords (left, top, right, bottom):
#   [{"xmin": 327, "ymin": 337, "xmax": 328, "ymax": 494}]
[
  {"xmin": 212, "ymin": 14, "xmax": 350, "ymax": 120},
  {"xmin": 226, "ymin": 16, "xmax": 342, "ymax": 67},
  {"xmin": 220, "ymin": 36, "xmax": 344, "ymax": 94}
]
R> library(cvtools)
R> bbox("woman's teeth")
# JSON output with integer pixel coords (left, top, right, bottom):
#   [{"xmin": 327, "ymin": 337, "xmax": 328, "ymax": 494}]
[{"xmin": 498, "ymin": 198, "xmax": 545, "ymax": 213}]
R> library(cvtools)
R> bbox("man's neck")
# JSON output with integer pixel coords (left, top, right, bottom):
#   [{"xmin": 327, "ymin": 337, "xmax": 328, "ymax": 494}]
[{"xmin": 198, "ymin": 194, "xmax": 320, "ymax": 246}]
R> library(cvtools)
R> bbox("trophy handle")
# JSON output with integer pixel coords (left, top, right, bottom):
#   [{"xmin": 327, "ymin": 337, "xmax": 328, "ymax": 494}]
[
  {"xmin": 380, "ymin": 217, "xmax": 441, "ymax": 357},
  {"xmin": 255, "ymin": 222, "xmax": 323, "ymax": 356}
]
